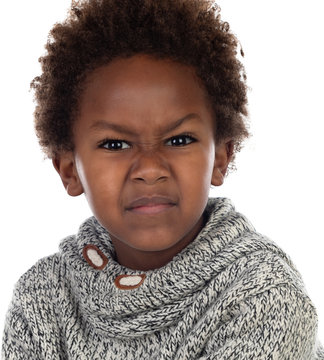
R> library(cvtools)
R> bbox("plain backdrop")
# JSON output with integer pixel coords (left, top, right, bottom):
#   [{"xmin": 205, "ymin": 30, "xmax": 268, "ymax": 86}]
[{"xmin": 0, "ymin": 0, "xmax": 323, "ymax": 342}]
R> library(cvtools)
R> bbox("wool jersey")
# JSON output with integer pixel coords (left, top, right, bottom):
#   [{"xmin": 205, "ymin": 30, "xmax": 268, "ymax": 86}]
[{"xmin": 2, "ymin": 198, "xmax": 324, "ymax": 359}]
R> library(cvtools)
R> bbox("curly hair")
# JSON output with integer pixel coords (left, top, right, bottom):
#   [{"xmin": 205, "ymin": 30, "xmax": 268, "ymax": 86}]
[{"xmin": 31, "ymin": 0, "xmax": 249, "ymax": 160}]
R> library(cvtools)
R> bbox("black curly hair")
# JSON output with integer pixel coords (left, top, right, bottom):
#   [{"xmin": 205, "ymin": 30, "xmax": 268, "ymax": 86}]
[{"xmin": 31, "ymin": 0, "xmax": 249, "ymax": 161}]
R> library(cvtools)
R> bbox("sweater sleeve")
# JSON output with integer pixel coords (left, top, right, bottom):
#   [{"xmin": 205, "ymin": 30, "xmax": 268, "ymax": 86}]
[
  {"xmin": 199, "ymin": 284, "xmax": 323, "ymax": 360},
  {"xmin": 2, "ymin": 300, "xmax": 41, "ymax": 360},
  {"xmin": 2, "ymin": 256, "xmax": 61, "ymax": 360}
]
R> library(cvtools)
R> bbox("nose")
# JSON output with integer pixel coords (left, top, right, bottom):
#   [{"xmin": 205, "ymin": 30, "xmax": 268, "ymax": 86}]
[{"xmin": 130, "ymin": 150, "xmax": 170, "ymax": 185}]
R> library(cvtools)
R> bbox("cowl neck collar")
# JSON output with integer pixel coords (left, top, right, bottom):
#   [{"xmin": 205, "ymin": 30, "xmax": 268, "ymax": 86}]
[{"xmin": 59, "ymin": 197, "xmax": 255, "ymax": 338}]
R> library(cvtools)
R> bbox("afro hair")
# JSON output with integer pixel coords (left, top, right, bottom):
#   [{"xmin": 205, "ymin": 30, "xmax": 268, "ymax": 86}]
[{"xmin": 31, "ymin": 0, "xmax": 249, "ymax": 161}]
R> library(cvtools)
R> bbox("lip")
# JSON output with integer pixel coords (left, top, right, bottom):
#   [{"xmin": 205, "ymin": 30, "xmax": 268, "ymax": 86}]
[{"xmin": 125, "ymin": 196, "xmax": 177, "ymax": 215}]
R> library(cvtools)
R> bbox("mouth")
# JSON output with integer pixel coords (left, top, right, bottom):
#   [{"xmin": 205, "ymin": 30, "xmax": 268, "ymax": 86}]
[{"xmin": 125, "ymin": 196, "xmax": 177, "ymax": 215}]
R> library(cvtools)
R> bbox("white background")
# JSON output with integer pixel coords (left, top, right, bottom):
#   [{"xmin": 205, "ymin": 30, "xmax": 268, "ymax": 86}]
[{"xmin": 0, "ymin": 0, "xmax": 323, "ymax": 343}]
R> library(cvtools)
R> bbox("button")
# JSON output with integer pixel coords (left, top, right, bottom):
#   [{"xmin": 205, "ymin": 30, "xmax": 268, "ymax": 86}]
[
  {"xmin": 83, "ymin": 244, "xmax": 108, "ymax": 270},
  {"xmin": 114, "ymin": 274, "xmax": 146, "ymax": 290}
]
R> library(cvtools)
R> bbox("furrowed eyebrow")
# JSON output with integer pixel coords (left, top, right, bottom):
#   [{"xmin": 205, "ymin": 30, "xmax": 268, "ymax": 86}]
[
  {"xmin": 161, "ymin": 113, "xmax": 200, "ymax": 134},
  {"xmin": 90, "ymin": 121, "xmax": 136, "ymax": 136},
  {"xmin": 89, "ymin": 113, "xmax": 200, "ymax": 135}
]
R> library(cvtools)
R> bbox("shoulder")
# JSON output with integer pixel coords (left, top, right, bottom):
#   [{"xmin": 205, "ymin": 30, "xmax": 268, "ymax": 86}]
[
  {"xmin": 6, "ymin": 251, "xmax": 69, "ymax": 337},
  {"xmin": 11, "ymin": 252, "xmax": 66, "ymax": 308},
  {"xmin": 222, "ymin": 229, "xmax": 309, "ymax": 299},
  {"xmin": 211, "ymin": 199, "xmax": 307, "ymax": 289},
  {"xmin": 205, "ymin": 200, "xmax": 314, "ymax": 303},
  {"xmin": 220, "ymin": 231, "xmax": 320, "ymax": 340},
  {"xmin": 3, "ymin": 250, "xmax": 73, "ymax": 359},
  {"xmin": 198, "ymin": 198, "xmax": 311, "ymax": 297}
]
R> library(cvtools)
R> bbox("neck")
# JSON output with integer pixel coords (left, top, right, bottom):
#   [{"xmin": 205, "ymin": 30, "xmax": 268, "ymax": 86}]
[{"xmin": 111, "ymin": 216, "xmax": 204, "ymax": 271}]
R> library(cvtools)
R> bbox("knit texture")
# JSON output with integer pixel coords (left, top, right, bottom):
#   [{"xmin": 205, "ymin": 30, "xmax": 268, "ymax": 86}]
[{"xmin": 2, "ymin": 198, "xmax": 324, "ymax": 359}]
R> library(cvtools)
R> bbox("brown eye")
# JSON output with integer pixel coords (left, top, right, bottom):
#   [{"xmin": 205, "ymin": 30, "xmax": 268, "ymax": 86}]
[
  {"xmin": 100, "ymin": 139, "xmax": 131, "ymax": 150},
  {"xmin": 166, "ymin": 135, "xmax": 196, "ymax": 146}
]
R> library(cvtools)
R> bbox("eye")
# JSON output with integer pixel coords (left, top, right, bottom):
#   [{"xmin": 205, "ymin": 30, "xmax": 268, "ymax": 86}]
[
  {"xmin": 99, "ymin": 139, "xmax": 131, "ymax": 150},
  {"xmin": 165, "ymin": 134, "xmax": 196, "ymax": 147}
]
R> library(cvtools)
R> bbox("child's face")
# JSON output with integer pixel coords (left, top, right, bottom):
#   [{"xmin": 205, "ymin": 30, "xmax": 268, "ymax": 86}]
[{"xmin": 56, "ymin": 55, "xmax": 230, "ymax": 270}]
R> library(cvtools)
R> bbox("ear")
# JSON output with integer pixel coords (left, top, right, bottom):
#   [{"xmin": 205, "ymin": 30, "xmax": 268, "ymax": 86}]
[
  {"xmin": 211, "ymin": 140, "xmax": 234, "ymax": 187},
  {"xmin": 52, "ymin": 152, "xmax": 84, "ymax": 197}
]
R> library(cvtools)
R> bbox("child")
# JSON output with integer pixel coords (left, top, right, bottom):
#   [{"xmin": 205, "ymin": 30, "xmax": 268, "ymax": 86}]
[{"xmin": 2, "ymin": 0, "xmax": 323, "ymax": 358}]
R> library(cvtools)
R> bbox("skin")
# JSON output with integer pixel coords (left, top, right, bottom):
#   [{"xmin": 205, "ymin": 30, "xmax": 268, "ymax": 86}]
[{"xmin": 54, "ymin": 55, "xmax": 233, "ymax": 271}]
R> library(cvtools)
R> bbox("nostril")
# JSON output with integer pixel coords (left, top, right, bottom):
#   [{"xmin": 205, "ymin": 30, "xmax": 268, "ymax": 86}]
[
  {"xmin": 130, "ymin": 152, "xmax": 170, "ymax": 184},
  {"xmin": 133, "ymin": 173, "xmax": 168, "ymax": 185}
]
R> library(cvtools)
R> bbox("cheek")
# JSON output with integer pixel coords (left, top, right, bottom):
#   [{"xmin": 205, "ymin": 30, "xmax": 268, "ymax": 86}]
[
  {"xmin": 175, "ymin": 148, "xmax": 215, "ymax": 195},
  {"xmin": 76, "ymin": 157, "xmax": 121, "ymax": 208}
]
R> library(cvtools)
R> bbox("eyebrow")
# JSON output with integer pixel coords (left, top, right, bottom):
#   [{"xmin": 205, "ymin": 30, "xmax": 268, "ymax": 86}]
[{"xmin": 89, "ymin": 113, "xmax": 200, "ymax": 136}]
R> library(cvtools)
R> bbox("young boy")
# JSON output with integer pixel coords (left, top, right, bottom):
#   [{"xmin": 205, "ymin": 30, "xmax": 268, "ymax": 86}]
[{"xmin": 2, "ymin": 0, "xmax": 323, "ymax": 359}]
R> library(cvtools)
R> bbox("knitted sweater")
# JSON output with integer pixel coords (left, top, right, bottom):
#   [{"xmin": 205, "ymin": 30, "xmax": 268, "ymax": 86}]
[{"xmin": 2, "ymin": 198, "xmax": 324, "ymax": 359}]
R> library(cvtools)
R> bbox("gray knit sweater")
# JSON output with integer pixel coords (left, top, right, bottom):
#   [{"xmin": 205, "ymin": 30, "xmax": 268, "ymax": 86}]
[{"xmin": 2, "ymin": 198, "xmax": 324, "ymax": 359}]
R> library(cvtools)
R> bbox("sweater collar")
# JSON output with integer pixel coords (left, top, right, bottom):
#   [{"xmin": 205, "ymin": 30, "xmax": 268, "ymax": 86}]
[{"xmin": 59, "ymin": 197, "xmax": 255, "ymax": 338}]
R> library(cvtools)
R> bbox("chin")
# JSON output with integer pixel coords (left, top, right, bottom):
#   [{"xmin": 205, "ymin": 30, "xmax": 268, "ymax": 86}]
[
  {"xmin": 125, "ymin": 234, "xmax": 179, "ymax": 252},
  {"xmin": 132, "ymin": 242, "xmax": 176, "ymax": 253}
]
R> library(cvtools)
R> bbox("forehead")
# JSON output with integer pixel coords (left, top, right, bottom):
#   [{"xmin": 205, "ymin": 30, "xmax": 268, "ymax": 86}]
[{"xmin": 76, "ymin": 55, "xmax": 214, "ymax": 133}]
